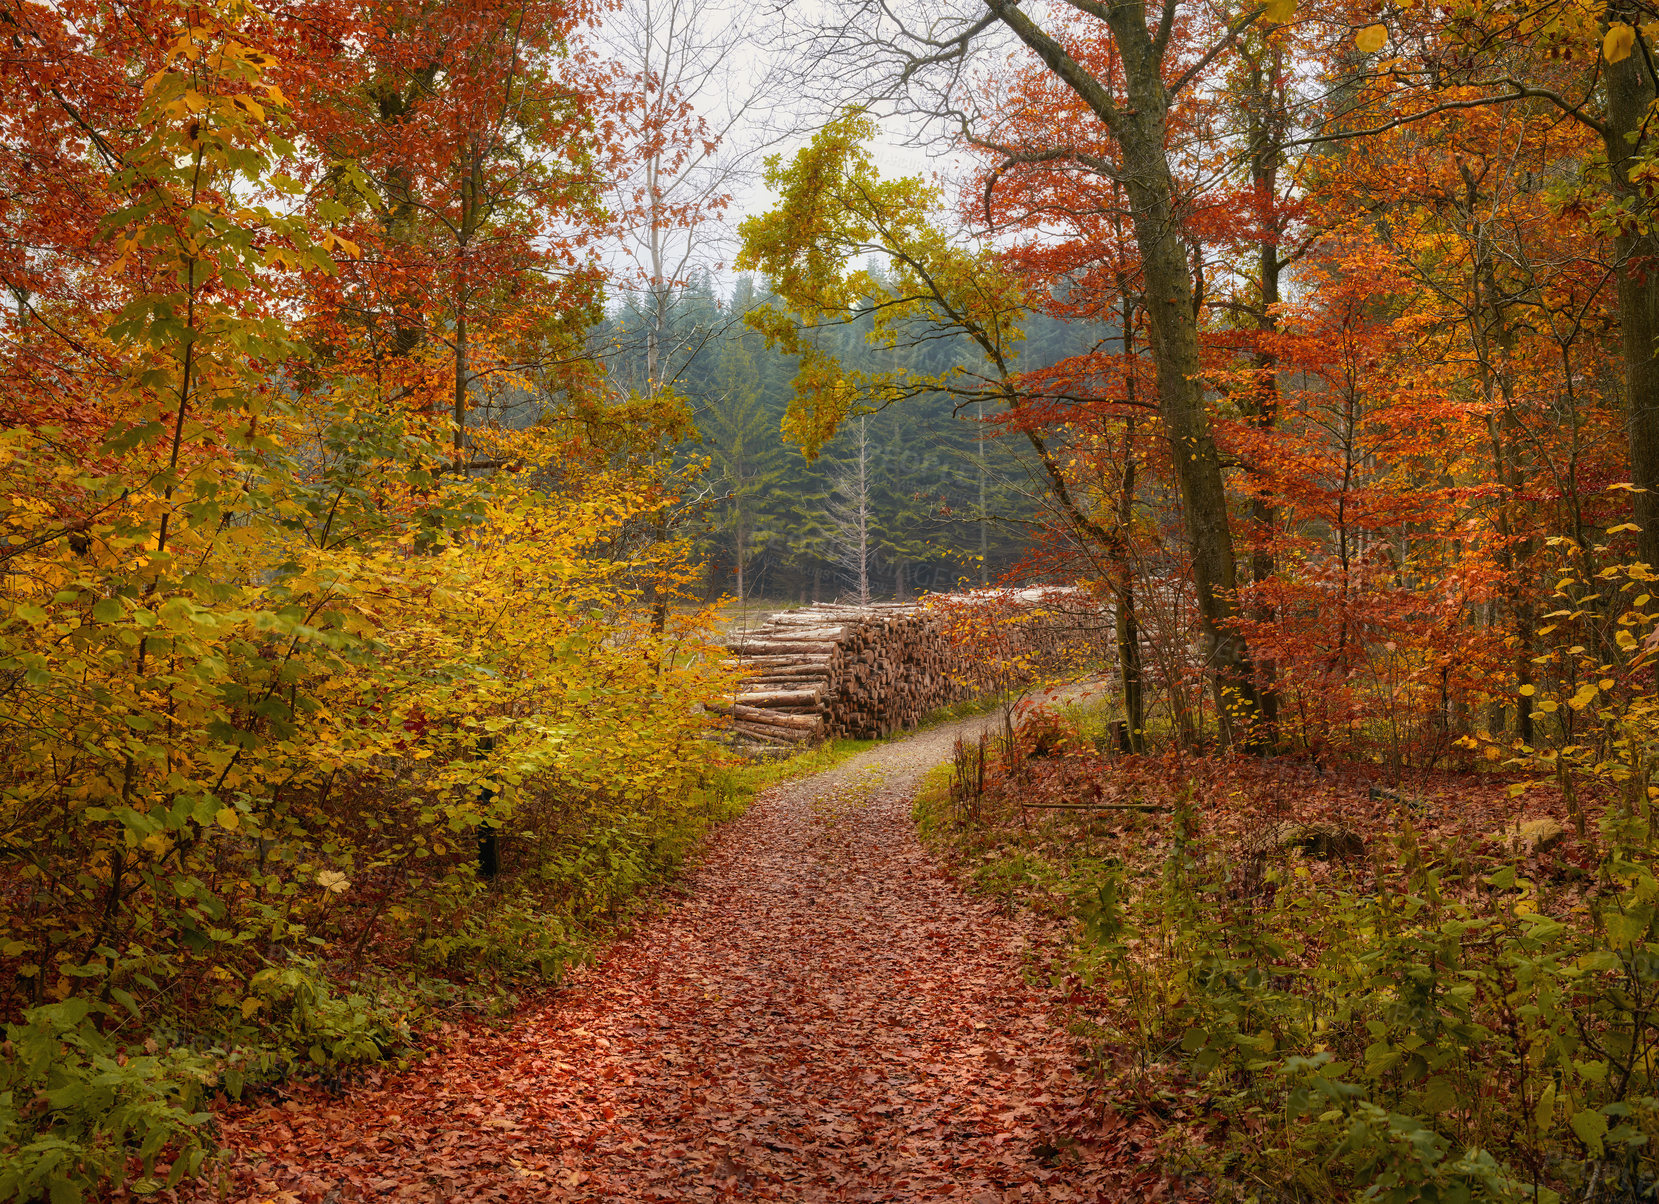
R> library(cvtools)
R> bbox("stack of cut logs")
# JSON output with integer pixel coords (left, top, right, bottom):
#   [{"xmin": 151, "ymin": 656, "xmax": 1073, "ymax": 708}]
[{"xmin": 715, "ymin": 592, "xmax": 1089, "ymax": 746}]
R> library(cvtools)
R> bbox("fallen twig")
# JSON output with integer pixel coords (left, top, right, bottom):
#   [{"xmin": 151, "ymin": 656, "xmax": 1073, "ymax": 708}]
[{"xmin": 1018, "ymin": 801, "xmax": 1170, "ymax": 812}]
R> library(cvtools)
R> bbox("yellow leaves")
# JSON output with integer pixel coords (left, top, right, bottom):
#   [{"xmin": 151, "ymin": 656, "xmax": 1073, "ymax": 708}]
[
  {"xmin": 1569, "ymin": 682, "xmax": 1600, "ymax": 711},
  {"xmin": 161, "ymin": 89, "xmax": 208, "ymax": 121},
  {"xmin": 1262, "ymin": 0, "xmax": 1296, "ymax": 21},
  {"xmin": 171, "ymin": 32, "xmax": 203, "ymax": 63},
  {"xmin": 1605, "ymin": 20, "xmax": 1637, "ymax": 61},
  {"xmin": 215, "ymin": 806, "xmax": 240, "ymax": 831},
  {"xmin": 315, "ymin": 870, "xmax": 350, "ymax": 893},
  {"xmin": 320, "ymin": 232, "xmax": 361, "ymax": 259},
  {"xmin": 1518, "ymin": 684, "xmax": 1536, "ymax": 696},
  {"xmin": 1355, "ymin": 23, "xmax": 1389, "ymax": 52},
  {"xmin": 739, "ymin": 111, "xmax": 1024, "ymax": 455}
]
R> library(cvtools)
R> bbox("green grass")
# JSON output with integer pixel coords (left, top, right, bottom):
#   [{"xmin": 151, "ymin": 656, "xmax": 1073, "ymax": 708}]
[
  {"xmin": 708, "ymin": 736, "xmax": 881, "ymax": 804},
  {"xmin": 912, "ymin": 763, "xmax": 955, "ymax": 842}
]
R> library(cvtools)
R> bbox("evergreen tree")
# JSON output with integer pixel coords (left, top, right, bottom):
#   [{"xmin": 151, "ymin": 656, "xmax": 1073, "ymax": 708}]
[{"xmin": 703, "ymin": 324, "xmax": 784, "ymax": 602}]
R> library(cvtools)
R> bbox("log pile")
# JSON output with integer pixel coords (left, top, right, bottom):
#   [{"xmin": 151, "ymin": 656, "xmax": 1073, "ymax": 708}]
[{"xmin": 717, "ymin": 591, "xmax": 1092, "ymax": 746}]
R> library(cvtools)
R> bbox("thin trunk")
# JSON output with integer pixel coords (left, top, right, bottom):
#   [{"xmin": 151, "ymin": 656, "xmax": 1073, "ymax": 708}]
[
  {"xmin": 1116, "ymin": 421, "xmax": 1145, "ymax": 753},
  {"xmin": 1460, "ymin": 160, "xmax": 1535, "ymax": 745},
  {"xmin": 856, "ymin": 422, "xmax": 870, "ymax": 606},
  {"xmin": 1114, "ymin": 297, "xmax": 1145, "ymax": 752},
  {"xmin": 454, "ymin": 303, "xmax": 468, "ymax": 452},
  {"xmin": 1248, "ymin": 108, "xmax": 1282, "ymax": 740},
  {"xmin": 455, "ymin": 139, "xmax": 482, "ymax": 453},
  {"xmin": 735, "ymin": 522, "xmax": 747, "ymax": 603},
  {"xmin": 977, "ymin": 399, "xmax": 990, "ymax": 585}
]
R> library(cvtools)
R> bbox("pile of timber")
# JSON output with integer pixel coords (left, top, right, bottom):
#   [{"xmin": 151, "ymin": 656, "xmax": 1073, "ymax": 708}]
[{"xmin": 716, "ymin": 591, "xmax": 1090, "ymax": 746}]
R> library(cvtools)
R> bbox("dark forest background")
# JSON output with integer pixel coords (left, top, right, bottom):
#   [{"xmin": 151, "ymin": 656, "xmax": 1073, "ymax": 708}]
[{"xmin": 590, "ymin": 272, "xmax": 1106, "ymax": 603}]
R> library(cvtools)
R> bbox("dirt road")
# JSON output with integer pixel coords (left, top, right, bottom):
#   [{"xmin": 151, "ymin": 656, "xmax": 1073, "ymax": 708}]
[{"xmin": 206, "ymin": 716, "xmax": 1131, "ymax": 1202}]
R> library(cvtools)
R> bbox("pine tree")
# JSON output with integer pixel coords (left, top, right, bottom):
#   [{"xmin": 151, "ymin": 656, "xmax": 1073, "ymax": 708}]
[{"xmin": 704, "ymin": 325, "xmax": 784, "ymax": 602}]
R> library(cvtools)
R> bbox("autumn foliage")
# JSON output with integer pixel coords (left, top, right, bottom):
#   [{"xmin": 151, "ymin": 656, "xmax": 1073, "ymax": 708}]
[
  {"xmin": 10, "ymin": 0, "xmax": 1659, "ymax": 1191},
  {"xmin": 0, "ymin": 0, "xmax": 740, "ymax": 1192}
]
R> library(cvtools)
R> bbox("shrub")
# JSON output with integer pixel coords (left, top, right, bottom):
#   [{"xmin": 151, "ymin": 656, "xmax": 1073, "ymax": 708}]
[{"xmin": 0, "ymin": 999, "xmax": 212, "ymax": 1202}]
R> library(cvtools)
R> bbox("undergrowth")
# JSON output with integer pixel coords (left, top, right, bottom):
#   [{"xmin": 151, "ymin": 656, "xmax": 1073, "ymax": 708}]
[
  {"xmin": 0, "ymin": 738, "xmax": 863, "ymax": 1201},
  {"xmin": 916, "ymin": 636, "xmax": 1659, "ymax": 1203}
]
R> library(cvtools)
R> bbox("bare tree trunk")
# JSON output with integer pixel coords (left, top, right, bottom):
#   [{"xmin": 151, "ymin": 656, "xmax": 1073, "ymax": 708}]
[
  {"xmin": 1116, "ymin": 418, "xmax": 1145, "ymax": 753},
  {"xmin": 454, "ymin": 139, "xmax": 482, "ymax": 453},
  {"xmin": 829, "ymin": 416, "xmax": 873, "ymax": 604},
  {"xmin": 1241, "ymin": 48, "xmax": 1286, "ymax": 741},
  {"xmin": 735, "ymin": 521, "xmax": 747, "ymax": 603},
  {"xmin": 453, "ymin": 301, "xmax": 468, "ymax": 452},
  {"xmin": 1111, "ymin": 293, "xmax": 1146, "ymax": 752},
  {"xmin": 976, "ymin": 398, "xmax": 990, "ymax": 586}
]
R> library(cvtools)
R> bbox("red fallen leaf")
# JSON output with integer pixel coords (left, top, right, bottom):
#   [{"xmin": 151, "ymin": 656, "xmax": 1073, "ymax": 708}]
[{"xmin": 189, "ymin": 723, "xmax": 1147, "ymax": 1203}]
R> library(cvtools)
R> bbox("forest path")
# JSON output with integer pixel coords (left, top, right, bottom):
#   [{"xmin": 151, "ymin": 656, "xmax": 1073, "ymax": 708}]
[{"xmin": 207, "ymin": 715, "xmax": 1133, "ymax": 1203}]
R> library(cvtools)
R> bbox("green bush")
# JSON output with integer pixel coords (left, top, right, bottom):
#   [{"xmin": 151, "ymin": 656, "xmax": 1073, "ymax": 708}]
[
  {"xmin": 1077, "ymin": 810, "xmax": 1659, "ymax": 1203},
  {"xmin": 0, "ymin": 999, "xmax": 212, "ymax": 1203},
  {"xmin": 241, "ymin": 959, "xmax": 419, "ymax": 1072}
]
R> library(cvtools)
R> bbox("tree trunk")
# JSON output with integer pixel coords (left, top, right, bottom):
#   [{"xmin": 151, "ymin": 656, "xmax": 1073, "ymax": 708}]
[
  {"xmin": 976, "ymin": 398, "xmax": 991, "ymax": 585},
  {"xmin": 1114, "ymin": 310, "xmax": 1145, "ymax": 753},
  {"xmin": 1604, "ymin": 11, "xmax": 1659, "ymax": 572},
  {"xmin": 735, "ymin": 522, "xmax": 747, "ymax": 603},
  {"xmin": 1246, "ymin": 73, "xmax": 1284, "ymax": 741},
  {"xmin": 453, "ymin": 301, "xmax": 468, "ymax": 452},
  {"xmin": 987, "ymin": 1, "xmax": 1263, "ymax": 748}
]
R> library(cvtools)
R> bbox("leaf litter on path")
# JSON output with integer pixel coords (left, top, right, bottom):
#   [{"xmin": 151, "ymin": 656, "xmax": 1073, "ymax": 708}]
[{"xmin": 194, "ymin": 719, "xmax": 1165, "ymax": 1202}]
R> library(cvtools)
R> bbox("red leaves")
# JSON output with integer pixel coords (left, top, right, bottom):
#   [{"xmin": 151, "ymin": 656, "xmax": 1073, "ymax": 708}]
[{"xmin": 189, "ymin": 724, "xmax": 1172, "ymax": 1202}]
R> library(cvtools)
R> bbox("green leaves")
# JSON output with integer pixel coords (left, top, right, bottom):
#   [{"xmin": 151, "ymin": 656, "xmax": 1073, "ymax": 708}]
[
  {"xmin": 736, "ymin": 111, "xmax": 1025, "ymax": 456},
  {"xmin": 0, "ymin": 1002, "xmax": 213, "ymax": 1202},
  {"xmin": 1569, "ymin": 1107, "xmax": 1607, "ymax": 1153}
]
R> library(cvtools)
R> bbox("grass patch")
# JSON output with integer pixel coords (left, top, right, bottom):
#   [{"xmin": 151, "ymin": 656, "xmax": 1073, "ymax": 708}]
[{"xmin": 715, "ymin": 736, "xmax": 881, "ymax": 799}]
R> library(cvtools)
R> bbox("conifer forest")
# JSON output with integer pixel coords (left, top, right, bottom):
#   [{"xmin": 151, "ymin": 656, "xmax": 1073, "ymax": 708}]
[{"xmin": 3, "ymin": 0, "xmax": 1659, "ymax": 1198}]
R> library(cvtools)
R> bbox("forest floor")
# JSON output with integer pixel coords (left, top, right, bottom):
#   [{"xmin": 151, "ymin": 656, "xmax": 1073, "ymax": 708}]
[{"xmin": 193, "ymin": 713, "xmax": 1159, "ymax": 1203}]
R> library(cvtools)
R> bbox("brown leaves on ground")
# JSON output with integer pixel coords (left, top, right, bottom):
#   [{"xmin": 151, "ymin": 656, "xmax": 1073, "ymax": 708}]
[
  {"xmin": 1002, "ymin": 725, "xmax": 1597, "ymax": 900},
  {"xmin": 192, "ymin": 720, "xmax": 1172, "ymax": 1202}
]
